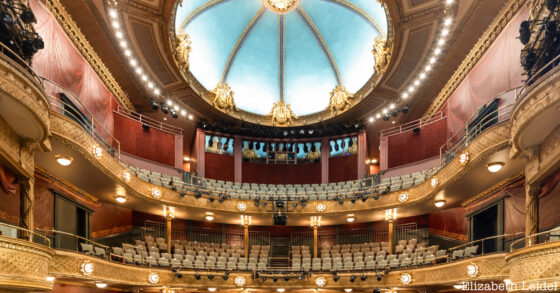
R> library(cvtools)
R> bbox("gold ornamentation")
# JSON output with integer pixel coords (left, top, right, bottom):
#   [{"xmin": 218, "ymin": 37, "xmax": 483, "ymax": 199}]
[
  {"xmin": 81, "ymin": 260, "xmax": 94, "ymax": 275},
  {"xmin": 148, "ymin": 272, "xmax": 160, "ymax": 284},
  {"xmin": 234, "ymin": 276, "xmax": 246, "ymax": 287},
  {"xmin": 242, "ymin": 143, "xmax": 257, "ymax": 160},
  {"xmin": 398, "ymin": 192, "xmax": 409, "ymax": 203},
  {"xmin": 262, "ymin": 0, "xmax": 300, "ymax": 13},
  {"xmin": 466, "ymin": 263, "xmax": 479, "ymax": 277},
  {"xmin": 459, "ymin": 151, "xmax": 470, "ymax": 165},
  {"xmin": 269, "ymin": 100, "xmax": 296, "ymax": 126},
  {"xmin": 315, "ymin": 276, "xmax": 326, "ymax": 287},
  {"xmin": 211, "ymin": 82, "xmax": 238, "ymax": 113},
  {"xmin": 328, "ymin": 85, "xmax": 353, "ymax": 114},
  {"xmin": 315, "ymin": 202, "xmax": 326, "ymax": 212},
  {"xmin": 173, "ymin": 33, "xmax": 192, "ymax": 71},
  {"xmin": 372, "ymin": 35, "xmax": 391, "ymax": 74},
  {"xmin": 400, "ymin": 272, "xmax": 412, "ymax": 284}
]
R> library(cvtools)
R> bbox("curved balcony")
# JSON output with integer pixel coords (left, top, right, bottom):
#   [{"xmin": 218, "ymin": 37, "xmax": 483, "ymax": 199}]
[
  {"xmin": 0, "ymin": 44, "xmax": 50, "ymax": 145},
  {"xmin": 0, "ymin": 223, "xmax": 54, "ymax": 291},
  {"xmin": 511, "ymin": 58, "xmax": 560, "ymax": 182},
  {"xmin": 506, "ymin": 229, "xmax": 560, "ymax": 292}
]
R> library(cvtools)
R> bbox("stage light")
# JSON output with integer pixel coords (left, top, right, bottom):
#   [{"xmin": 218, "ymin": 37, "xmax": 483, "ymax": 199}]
[
  {"xmin": 254, "ymin": 199, "xmax": 260, "ymax": 207},
  {"xmin": 205, "ymin": 212, "xmax": 214, "ymax": 221},
  {"xmin": 261, "ymin": 276, "xmax": 267, "ymax": 282},
  {"xmin": 171, "ymin": 110, "xmax": 179, "ymax": 119},
  {"xmin": 273, "ymin": 276, "xmax": 278, "ymax": 282},
  {"xmin": 376, "ymin": 274, "xmax": 382, "ymax": 281},
  {"xmin": 195, "ymin": 273, "xmax": 201, "ymax": 280},
  {"xmin": 361, "ymin": 275, "xmax": 368, "ymax": 281},
  {"xmin": 195, "ymin": 190, "xmax": 202, "ymax": 199},
  {"xmin": 383, "ymin": 114, "xmax": 390, "ymax": 121},
  {"xmin": 222, "ymin": 271, "xmax": 229, "ymax": 280},
  {"xmin": 333, "ymin": 272, "xmax": 340, "ymax": 282},
  {"xmin": 519, "ymin": 21, "xmax": 531, "ymax": 45},
  {"xmin": 55, "ymin": 155, "xmax": 73, "ymax": 166},
  {"xmin": 151, "ymin": 99, "xmax": 159, "ymax": 110},
  {"xmin": 350, "ymin": 275, "xmax": 357, "ymax": 282},
  {"xmin": 207, "ymin": 274, "xmax": 214, "ymax": 280},
  {"xmin": 402, "ymin": 105, "xmax": 409, "ymax": 113},
  {"xmin": 284, "ymin": 276, "xmax": 290, "ymax": 281},
  {"xmin": 161, "ymin": 103, "xmax": 169, "ymax": 114}
]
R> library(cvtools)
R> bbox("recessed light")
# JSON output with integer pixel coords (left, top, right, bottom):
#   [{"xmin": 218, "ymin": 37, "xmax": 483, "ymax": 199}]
[
  {"xmin": 486, "ymin": 162, "xmax": 505, "ymax": 173},
  {"xmin": 95, "ymin": 283, "xmax": 107, "ymax": 288},
  {"xmin": 205, "ymin": 212, "xmax": 214, "ymax": 221},
  {"xmin": 435, "ymin": 199, "xmax": 446, "ymax": 208},
  {"xmin": 368, "ymin": 116, "xmax": 374, "ymax": 123},
  {"xmin": 344, "ymin": 289, "xmax": 353, "ymax": 293},
  {"xmin": 188, "ymin": 114, "xmax": 194, "ymax": 120},
  {"xmin": 346, "ymin": 214, "xmax": 355, "ymax": 223},
  {"xmin": 55, "ymin": 155, "xmax": 73, "ymax": 166},
  {"xmin": 114, "ymin": 194, "xmax": 127, "ymax": 203},
  {"xmin": 208, "ymin": 288, "xmax": 216, "ymax": 292},
  {"xmin": 277, "ymin": 289, "xmax": 285, "ymax": 293}
]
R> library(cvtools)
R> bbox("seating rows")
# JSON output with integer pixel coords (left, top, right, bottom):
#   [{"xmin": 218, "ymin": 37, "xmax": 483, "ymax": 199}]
[
  {"xmin": 124, "ymin": 163, "xmax": 441, "ymax": 200},
  {"xmin": 110, "ymin": 236, "xmax": 270, "ymax": 270}
]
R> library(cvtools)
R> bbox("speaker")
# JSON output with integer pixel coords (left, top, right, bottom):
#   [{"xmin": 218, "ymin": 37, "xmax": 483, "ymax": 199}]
[
  {"xmin": 273, "ymin": 214, "xmax": 287, "ymax": 225},
  {"xmin": 413, "ymin": 127, "xmax": 420, "ymax": 133}
]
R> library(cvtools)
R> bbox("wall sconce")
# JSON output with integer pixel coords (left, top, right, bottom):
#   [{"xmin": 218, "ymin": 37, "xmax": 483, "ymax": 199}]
[
  {"xmin": 310, "ymin": 216, "xmax": 321, "ymax": 227},
  {"xmin": 241, "ymin": 215, "xmax": 251, "ymax": 226},
  {"xmin": 385, "ymin": 208, "xmax": 397, "ymax": 221},
  {"xmin": 163, "ymin": 206, "xmax": 175, "ymax": 219}
]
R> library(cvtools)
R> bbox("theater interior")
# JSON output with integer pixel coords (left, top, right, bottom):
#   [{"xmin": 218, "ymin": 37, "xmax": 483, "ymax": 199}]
[{"xmin": 1, "ymin": 0, "xmax": 560, "ymax": 292}]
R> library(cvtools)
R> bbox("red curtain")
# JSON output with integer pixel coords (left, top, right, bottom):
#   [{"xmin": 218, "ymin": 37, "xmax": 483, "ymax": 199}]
[
  {"xmin": 444, "ymin": 8, "xmax": 528, "ymax": 136},
  {"xmin": 429, "ymin": 207, "xmax": 468, "ymax": 241},
  {"xmin": 328, "ymin": 155, "xmax": 358, "ymax": 183},
  {"xmin": 30, "ymin": 0, "xmax": 117, "ymax": 135}
]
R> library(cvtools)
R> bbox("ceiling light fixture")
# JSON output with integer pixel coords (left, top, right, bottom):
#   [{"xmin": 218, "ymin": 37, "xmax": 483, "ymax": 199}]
[
  {"xmin": 95, "ymin": 283, "xmax": 107, "ymax": 289},
  {"xmin": 114, "ymin": 194, "xmax": 127, "ymax": 203},
  {"xmin": 46, "ymin": 276, "xmax": 55, "ymax": 282},
  {"xmin": 208, "ymin": 288, "xmax": 216, "ymax": 292},
  {"xmin": 55, "ymin": 155, "xmax": 73, "ymax": 166},
  {"xmin": 277, "ymin": 289, "xmax": 285, "ymax": 293},
  {"xmin": 344, "ymin": 289, "xmax": 353, "ymax": 293},
  {"xmin": 346, "ymin": 214, "xmax": 355, "ymax": 223},
  {"xmin": 205, "ymin": 212, "xmax": 215, "ymax": 221},
  {"xmin": 434, "ymin": 199, "xmax": 446, "ymax": 208},
  {"xmin": 486, "ymin": 162, "xmax": 505, "ymax": 173}
]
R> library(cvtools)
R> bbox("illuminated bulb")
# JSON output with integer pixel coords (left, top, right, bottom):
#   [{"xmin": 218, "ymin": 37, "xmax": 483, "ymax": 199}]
[
  {"xmin": 389, "ymin": 103, "xmax": 395, "ymax": 109},
  {"xmin": 425, "ymin": 64, "xmax": 432, "ymax": 72},
  {"xmin": 109, "ymin": 9, "xmax": 118, "ymax": 18},
  {"xmin": 382, "ymin": 108, "xmax": 388, "ymax": 114},
  {"xmin": 208, "ymin": 288, "xmax": 216, "ymax": 292},
  {"xmin": 434, "ymin": 200, "xmax": 446, "ymax": 208},
  {"xmin": 135, "ymin": 68, "xmax": 143, "ymax": 74},
  {"xmin": 346, "ymin": 214, "xmax": 355, "ymax": 223},
  {"xmin": 486, "ymin": 162, "xmax": 505, "ymax": 173},
  {"xmin": 112, "ymin": 21, "xmax": 119, "ymax": 28},
  {"xmin": 402, "ymin": 92, "xmax": 409, "ymax": 98},
  {"xmin": 96, "ymin": 283, "xmax": 107, "ymax": 289},
  {"xmin": 141, "ymin": 75, "xmax": 148, "ymax": 81},
  {"xmin": 180, "ymin": 110, "xmax": 186, "ymax": 116},
  {"xmin": 345, "ymin": 289, "xmax": 353, "ymax": 293},
  {"xmin": 441, "ymin": 28, "xmax": 449, "ymax": 36},
  {"xmin": 445, "ymin": 0, "xmax": 453, "ymax": 5},
  {"xmin": 124, "ymin": 49, "xmax": 132, "ymax": 57},
  {"xmin": 419, "ymin": 73, "xmax": 426, "ymax": 79},
  {"xmin": 434, "ymin": 48, "xmax": 442, "ymax": 55},
  {"xmin": 376, "ymin": 113, "xmax": 381, "ymax": 119},
  {"xmin": 408, "ymin": 86, "xmax": 415, "ymax": 93},
  {"xmin": 154, "ymin": 88, "xmax": 161, "ymax": 95},
  {"xmin": 148, "ymin": 82, "xmax": 154, "ymax": 89},
  {"xmin": 167, "ymin": 100, "xmax": 173, "ymax": 106},
  {"xmin": 173, "ymin": 105, "xmax": 179, "ymax": 111},
  {"xmin": 130, "ymin": 59, "xmax": 137, "ymax": 66},
  {"xmin": 444, "ymin": 17, "xmax": 453, "ymax": 26},
  {"xmin": 92, "ymin": 145, "xmax": 103, "ymax": 159},
  {"xmin": 368, "ymin": 116, "xmax": 374, "ymax": 123},
  {"xmin": 414, "ymin": 79, "xmax": 420, "ymax": 86},
  {"xmin": 114, "ymin": 194, "xmax": 127, "ymax": 203},
  {"xmin": 188, "ymin": 114, "xmax": 193, "ymax": 120},
  {"xmin": 115, "ymin": 31, "xmax": 123, "ymax": 39},
  {"xmin": 438, "ymin": 38, "xmax": 445, "ymax": 46},
  {"xmin": 55, "ymin": 155, "xmax": 73, "ymax": 166},
  {"xmin": 277, "ymin": 289, "xmax": 285, "ymax": 293},
  {"xmin": 205, "ymin": 212, "xmax": 214, "ymax": 221},
  {"xmin": 46, "ymin": 276, "xmax": 55, "ymax": 282},
  {"xmin": 429, "ymin": 57, "xmax": 436, "ymax": 64},
  {"xmin": 120, "ymin": 41, "xmax": 127, "ymax": 48}
]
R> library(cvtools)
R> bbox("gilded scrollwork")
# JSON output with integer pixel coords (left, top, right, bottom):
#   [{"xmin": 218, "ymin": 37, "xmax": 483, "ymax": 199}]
[
  {"xmin": 173, "ymin": 33, "xmax": 192, "ymax": 71},
  {"xmin": 210, "ymin": 82, "xmax": 238, "ymax": 113},
  {"xmin": 328, "ymin": 85, "xmax": 353, "ymax": 114},
  {"xmin": 372, "ymin": 35, "xmax": 391, "ymax": 74},
  {"xmin": 269, "ymin": 100, "xmax": 296, "ymax": 126}
]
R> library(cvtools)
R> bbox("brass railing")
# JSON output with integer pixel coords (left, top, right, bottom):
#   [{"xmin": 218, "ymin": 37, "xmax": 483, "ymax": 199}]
[
  {"xmin": 0, "ymin": 222, "xmax": 51, "ymax": 247},
  {"xmin": 36, "ymin": 228, "xmax": 108, "ymax": 256},
  {"xmin": 509, "ymin": 228, "xmax": 560, "ymax": 252},
  {"xmin": 449, "ymin": 232, "xmax": 524, "ymax": 257}
]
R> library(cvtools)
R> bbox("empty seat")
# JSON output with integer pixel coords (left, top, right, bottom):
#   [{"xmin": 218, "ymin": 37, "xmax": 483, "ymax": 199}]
[
  {"xmin": 80, "ymin": 243, "xmax": 95, "ymax": 255},
  {"xmin": 464, "ymin": 245, "xmax": 478, "ymax": 257},
  {"xmin": 452, "ymin": 249, "xmax": 464, "ymax": 260}
]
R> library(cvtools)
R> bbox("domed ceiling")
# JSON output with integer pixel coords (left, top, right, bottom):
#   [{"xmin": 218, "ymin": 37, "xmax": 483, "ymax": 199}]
[{"xmin": 174, "ymin": 0, "xmax": 388, "ymax": 124}]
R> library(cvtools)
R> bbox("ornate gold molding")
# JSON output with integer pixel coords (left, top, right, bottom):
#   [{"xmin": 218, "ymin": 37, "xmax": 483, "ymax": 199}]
[
  {"xmin": 462, "ymin": 173, "xmax": 525, "ymax": 207},
  {"xmin": 210, "ymin": 82, "xmax": 238, "ymax": 113},
  {"xmin": 506, "ymin": 241, "xmax": 560, "ymax": 292},
  {"xmin": 372, "ymin": 35, "xmax": 391, "ymax": 75},
  {"xmin": 424, "ymin": 0, "xmax": 527, "ymax": 116},
  {"xmin": 172, "ymin": 33, "xmax": 191, "ymax": 72},
  {"xmin": 269, "ymin": 100, "xmax": 296, "ymax": 126},
  {"xmin": 39, "ymin": 0, "xmax": 135, "ymax": 111},
  {"xmin": 0, "ymin": 236, "xmax": 54, "ymax": 291},
  {"xmin": 328, "ymin": 85, "xmax": 353, "ymax": 114}
]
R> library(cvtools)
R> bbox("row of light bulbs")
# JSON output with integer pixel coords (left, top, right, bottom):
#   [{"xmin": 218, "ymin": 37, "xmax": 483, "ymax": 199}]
[
  {"xmin": 107, "ymin": 6, "xmax": 192, "ymax": 120},
  {"xmin": 367, "ymin": 0, "xmax": 456, "ymax": 124}
]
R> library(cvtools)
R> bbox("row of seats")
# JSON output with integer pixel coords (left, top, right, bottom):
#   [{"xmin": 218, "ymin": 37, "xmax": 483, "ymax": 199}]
[{"xmin": 124, "ymin": 163, "xmax": 441, "ymax": 200}]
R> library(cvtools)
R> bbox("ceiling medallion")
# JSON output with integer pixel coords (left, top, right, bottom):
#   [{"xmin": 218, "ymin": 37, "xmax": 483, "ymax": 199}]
[
  {"xmin": 328, "ymin": 85, "xmax": 354, "ymax": 114},
  {"xmin": 148, "ymin": 272, "xmax": 160, "ymax": 284},
  {"xmin": 262, "ymin": 0, "xmax": 301, "ymax": 14},
  {"xmin": 234, "ymin": 276, "xmax": 246, "ymax": 287},
  {"xmin": 372, "ymin": 35, "xmax": 391, "ymax": 74},
  {"xmin": 467, "ymin": 263, "xmax": 479, "ymax": 278},
  {"xmin": 316, "ymin": 202, "xmax": 326, "ymax": 212},
  {"xmin": 211, "ymin": 82, "xmax": 238, "ymax": 113},
  {"xmin": 237, "ymin": 202, "xmax": 247, "ymax": 212},
  {"xmin": 152, "ymin": 188, "xmax": 162, "ymax": 199},
  {"xmin": 315, "ymin": 276, "xmax": 326, "ymax": 287},
  {"xmin": 173, "ymin": 32, "xmax": 192, "ymax": 71},
  {"xmin": 80, "ymin": 260, "xmax": 94, "ymax": 276},
  {"xmin": 430, "ymin": 177, "xmax": 439, "ymax": 188},
  {"xmin": 400, "ymin": 272, "xmax": 412, "ymax": 285},
  {"xmin": 269, "ymin": 100, "xmax": 296, "ymax": 126},
  {"xmin": 398, "ymin": 192, "xmax": 409, "ymax": 203}
]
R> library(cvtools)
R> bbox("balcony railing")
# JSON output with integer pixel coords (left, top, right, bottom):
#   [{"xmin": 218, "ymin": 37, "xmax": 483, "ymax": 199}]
[
  {"xmin": 36, "ymin": 228, "xmax": 109, "ymax": 257},
  {"xmin": 448, "ymin": 232, "xmax": 524, "ymax": 259},
  {"xmin": 116, "ymin": 105, "xmax": 183, "ymax": 135},
  {"xmin": 439, "ymin": 87, "xmax": 519, "ymax": 166},
  {"xmin": 510, "ymin": 227, "xmax": 560, "ymax": 252},
  {"xmin": 0, "ymin": 222, "xmax": 51, "ymax": 247},
  {"xmin": 380, "ymin": 111, "xmax": 445, "ymax": 138},
  {"xmin": 41, "ymin": 77, "xmax": 121, "ymax": 162}
]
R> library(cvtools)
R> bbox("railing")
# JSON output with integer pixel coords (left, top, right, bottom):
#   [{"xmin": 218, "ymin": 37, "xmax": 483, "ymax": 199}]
[
  {"xmin": 0, "ymin": 222, "xmax": 51, "ymax": 247},
  {"xmin": 117, "ymin": 105, "xmax": 183, "ymax": 135},
  {"xmin": 449, "ymin": 232, "xmax": 524, "ymax": 258},
  {"xmin": 36, "ymin": 228, "xmax": 109, "ymax": 256},
  {"xmin": 510, "ymin": 227, "xmax": 560, "ymax": 252},
  {"xmin": 380, "ymin": 111, "xmax": 445, "ymax": 138},
  {"xmin": 41, "ymin": 77, "xmax": 121, "ymax": 162},
  {"xmin": 0, "ymin": 41, "xmax": 43, "ymax": 86},
  {"xmin": 515, "ymin": 54, "xmax": 560, "ymax": 108},
  {"xmin": 439, "ymin": 88, "xmax": 519, "ymax": 166},
  {"xmin": 143, "ymin": 220, "xmax": 271, "ymax": 247}
]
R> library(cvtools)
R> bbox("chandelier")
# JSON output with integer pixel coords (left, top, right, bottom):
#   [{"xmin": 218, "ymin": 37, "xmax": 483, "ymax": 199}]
[{"xmin": 263, "ymin": 0, "xmax": 300, "ymax": 13}]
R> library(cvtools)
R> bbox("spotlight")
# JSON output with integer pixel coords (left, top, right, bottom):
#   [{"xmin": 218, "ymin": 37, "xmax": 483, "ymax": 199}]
[
  {"xmin": 519, "ymin": 20, "xmax": 531, "ymax": 45},
  {"xmin": 209, "ymin": 197, "xmax": 215, "ymax": 202},
  {"xmin": 292, "ymin": 202, "xmax": 298, "ymax": 208},
  {"xmin": 391, "ymin": 109, "xmax": 399, "ymax": 117},
  {"xmin": 297, "ymin": 274, "xmax": 303, "ymax": 281},
  {"xmin": 402, "ymin": 105, "xmax": 409, "ymax": 114},
  {"xmin": 222, "ymin": 271, "xmax": 229, "ymax": 280},
  {"xmin": 254, "ymin": 199, "xmax": 260, "ymax": 207},
  {"xmin": 361, "ymin": 275, "xmax": 368, "ymax": 281},
  {"xmin": 208, "ymin": 274, "xmax": 214, "ymax": 280},
  {"xmin": 161, "ymin": 103, "xmax": 169, "ymax": 114},
  {"xmin": 195, "ymin": 190, "xmax": 202, "ymax": 199},
  {"xmin": 383, "ymin": 114, "xmax": 390, "ymax": 121},
  {"xmin": 195, "ymin": 273, "xmax": 201, "ymax": 280},
  {"xmin": 20, "ymin": 8, "xmax": 35, "ymax": 24},
  {"xmin": 151, "ymin": 99, "xmax": 159, "ymax": 110},
  {"xmin": 275, "ymin": 201, "xmax": 285, "ymax": 208},
  {"xmin": 273, "ymin": 276, "xmax": 278, "ymax": 282},
  {"xmin": 333, "ymin": 273, "xmax": 340, "ymax": 282},
  {"xmin": 350, "ymin": 275, "xmax": 357, "ymax": 282},
  {"xmin": 254, "ymin": 272, "xmax": 260, "ymax": 279},
  {"xmin": 218, "ymin": 195, "xmax": 227, "ymax": 203},
  {"xmin": 284, "ymin": 276, "xmax": 290, "ymax": 281},
  {"xmin": 300, "ymin": 198, "xmax": 307, "ymax": 207},
  {"xmin": 376, "ymin": 274, "xmax": 382, "ymax": 281},
  {"xmin": 351, "ymin": 198, "xmax": 357, "ymax": 204},
  {"xmin": 261, "ymin": 276, "xmax": 267, "ymax": 282},
  {"xmin": 361, "ymin": 196, "xmax": 368, "ymax": 202},
  {"xmin": 338, "ymin": 198, "xmax": 344, "ymax": 205},
  {"xmin": 179, "ymin": 192, "xmax": 186, "ymax": 197},
  {"xmin": 373, "ymin": 194, "xmax": 379, "ymax": 200}
]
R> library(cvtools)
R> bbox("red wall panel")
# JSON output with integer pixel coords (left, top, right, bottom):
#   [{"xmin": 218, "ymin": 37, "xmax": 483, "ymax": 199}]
[
  {"xmin": 0, "ymin": 165, "xmax": 19, "ymax": 225},
  {"xmin": 114, "ymin": 113, "xmax": 175, "ymax": 166},
  {"xmin": 387, "ymin": 118, "xmax": 447, "ymax": 168},
  {"xmin": 328, "ymin": 155, "xmax": 358, "ymax": 183},
  {"xmin": 91, "ymin": 202, "xmax": 132, "ymax": 239},
  {"xmin": 242, "ymin": 162, "xmax": 321, "ymax": 184},
  {"xmin": 429, "ymin": 207, "xmax": 468, "ymax": 241},
  {"xmin": 34, "ymin": 178, "xmax": 54, "ymax": 230},
  {"xmin": 205, "ymin": 152, "xmax": 235, "ymax": 182}
]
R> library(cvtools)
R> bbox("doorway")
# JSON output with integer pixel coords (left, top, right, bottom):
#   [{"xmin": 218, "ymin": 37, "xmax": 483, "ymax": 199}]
[{"xmin": 468, "ymin": 201, "xmax": 504, "ymax": 253}]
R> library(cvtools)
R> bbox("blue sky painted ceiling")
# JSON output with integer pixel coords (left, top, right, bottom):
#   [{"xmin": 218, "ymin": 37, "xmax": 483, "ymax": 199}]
[{"xmin": 175, "ymin": 0, "xmax": 388, "ymax": 116}]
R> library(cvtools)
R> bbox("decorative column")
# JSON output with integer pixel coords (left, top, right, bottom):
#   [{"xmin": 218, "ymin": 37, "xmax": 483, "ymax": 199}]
[
  {"xmin": 164, "ymin": 207, "xmax": 175, "ymax": 254},
  {"xmin": 357, "ymin": 132, "xmax": 367, "ymax": 179},
  {"xmin": 195, "ymin": 129, "xmax": 206, "ymax": 177},
  {"xmin": 385, "ymin": 209, "xmax": 397, "ymax": 255},
  {"xmin": 320, "ymin": 137, "xmax": 329, "ymax": 184},
  {"xmin": 311, "ymin": 216, "xmax": 321, "ymax": 258},
  {"xmin": 234, "ymin": 135, "xmax": 242, "ymax": 182},
  {"xmin": 525, "ymin": 183, "xmax": 540, "ymax": 245},
  {"xmin": 242, "ymin": 215, "xmax": 251, "ymax": 258},
  {"xmin": 19, "ymin": 177, "xmax": 34, "ymax": 241}
]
